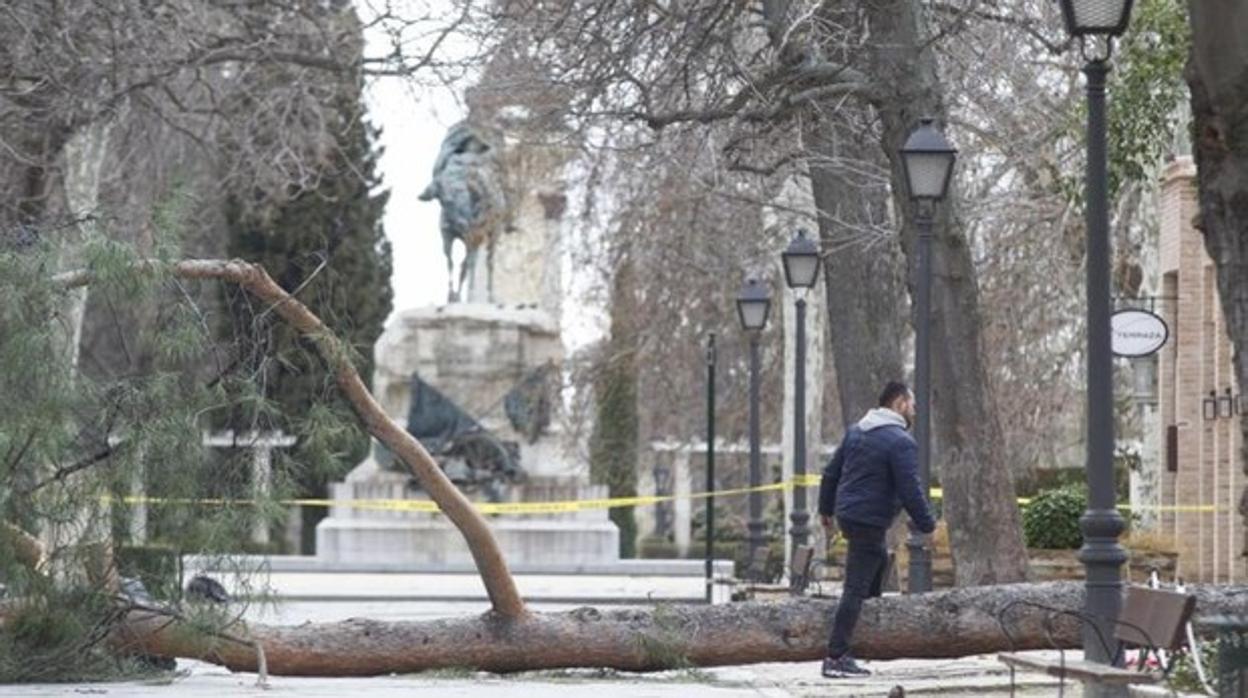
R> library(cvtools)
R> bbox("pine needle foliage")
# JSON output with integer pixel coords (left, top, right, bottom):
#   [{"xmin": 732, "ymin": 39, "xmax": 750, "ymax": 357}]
[{"xmin": 0, "ymin": 209, "xmax": 360, "ymax": 680}]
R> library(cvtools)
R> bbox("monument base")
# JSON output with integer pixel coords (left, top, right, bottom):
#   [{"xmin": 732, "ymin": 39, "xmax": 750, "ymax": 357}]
[
  {"xmin": 315, "ymin": 302, "xmax": 625, "ymax": 569},
  {"xmin": 315, "ymin": 457, "xmax": 622, "ymax": 567},
  {"xmin": 316, "ymin": 518, "xmax": 620, "ymax": 567}
]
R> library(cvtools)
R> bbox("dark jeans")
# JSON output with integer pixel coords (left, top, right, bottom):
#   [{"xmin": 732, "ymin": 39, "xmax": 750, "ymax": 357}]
[{"xmin": 827, "ymin": 520, "xmax": 888, "ymax": 658}]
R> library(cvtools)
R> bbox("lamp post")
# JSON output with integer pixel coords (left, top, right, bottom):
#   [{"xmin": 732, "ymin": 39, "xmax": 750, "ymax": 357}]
[
  {"xmin": 1057, "ymin": 0, "xmax": 1134, "ymax": 669},
  {"xmin": 737, "ymin": 277, "xmax": 772, "ymax": 581},
  {"xmin": 704, "ymin": 332, "xmax": 717, "ymax": 604},
  {"xmin": 899, "ymin": 117, "xmax": 957, "ymax": 594},
  {"xmin": 782, "ymin": 230, "xmax": 820, "ymax": 554}
]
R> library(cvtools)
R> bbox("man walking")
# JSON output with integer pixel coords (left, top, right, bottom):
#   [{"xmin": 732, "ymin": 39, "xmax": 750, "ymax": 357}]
[{"xmin": 818, "ymin": 381, "xmax": 936, "ymax": 678}]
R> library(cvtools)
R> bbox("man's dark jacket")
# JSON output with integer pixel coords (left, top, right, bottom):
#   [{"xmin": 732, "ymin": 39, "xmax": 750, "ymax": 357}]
[{"xmin": 818, "ymin": 408, "xmax": 936, "ymax": 533}]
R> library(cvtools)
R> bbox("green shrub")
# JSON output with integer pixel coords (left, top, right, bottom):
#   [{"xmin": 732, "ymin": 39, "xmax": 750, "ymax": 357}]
[
  {"xmin": 1023, "ymin": 485, "xmax": 1087, "ymax": 549},
  {"xmin": 1167, "ymin": 636, "xmax": 1218, "ymax": 694}
]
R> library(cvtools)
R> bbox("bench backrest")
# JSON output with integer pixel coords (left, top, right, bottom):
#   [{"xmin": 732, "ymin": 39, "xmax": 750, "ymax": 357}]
[{"xmin": 1114, "ymin": 586, "xmax": 1196, "ymax": 650}]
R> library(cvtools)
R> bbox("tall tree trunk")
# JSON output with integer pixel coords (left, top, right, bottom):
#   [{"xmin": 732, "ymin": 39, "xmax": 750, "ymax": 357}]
[
  {"xmin": 861, "ymin": 0, "xmax": 1028, "ymax": 585},
  {"xmin": 40, "ymin": 115, "xmax": 120, "ymax": 571},
  {"xmin": 1185, "ymin": 1, "xmax": 1248, "ymax": 562},
  {"xmin": 805, "ymin": 102, "xmax": 912, "ymax": 586},
  {"xmin": 805, "ymin": 111, "xmax": 909, "ymax": 428},
  {"xmin": 761, "ymin": 0, "xmax": 907, "ymax": 430},
  {"xmin": 94, "ymin": 582, "xmax": 1248, "ymax": 676}
]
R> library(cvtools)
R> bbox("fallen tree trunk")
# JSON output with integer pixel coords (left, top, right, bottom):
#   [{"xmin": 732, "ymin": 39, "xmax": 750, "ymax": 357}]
[{"xmin": 111, "ymin": 582, "xmax": 1248, "ymax": 676}]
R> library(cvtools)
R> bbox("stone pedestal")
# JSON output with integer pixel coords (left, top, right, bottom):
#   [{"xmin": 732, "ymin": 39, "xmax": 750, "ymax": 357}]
[
  {"xmin": 315, "ymin": 303, "xmax": 621, "ymax": 567},
  {"xmin": 316, "ymin": 458, "xmax": 619, "ymax": 566}
]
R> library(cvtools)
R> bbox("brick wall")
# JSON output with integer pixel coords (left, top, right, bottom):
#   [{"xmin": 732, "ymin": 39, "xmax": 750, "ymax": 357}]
[{"xmin": 1156, "ymin": 156, "xmax": 1244, "ymax": 583}]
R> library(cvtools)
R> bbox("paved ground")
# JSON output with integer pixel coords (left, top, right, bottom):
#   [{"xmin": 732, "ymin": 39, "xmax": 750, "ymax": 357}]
[{"xmin": 0, "ymin": 656, "xmax": 1070, "ymax": 697}]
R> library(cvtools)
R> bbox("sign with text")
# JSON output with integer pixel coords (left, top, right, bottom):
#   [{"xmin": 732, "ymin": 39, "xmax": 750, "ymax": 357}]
[{"xmin": 1111, "ymin": 309, "xmax": 1169, "ymax": 357}]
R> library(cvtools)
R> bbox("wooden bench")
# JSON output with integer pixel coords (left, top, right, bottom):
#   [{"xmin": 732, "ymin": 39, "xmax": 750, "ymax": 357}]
[{"xmin": 998, "ymin": 585, "xmax": 1197, "ymax": 691}]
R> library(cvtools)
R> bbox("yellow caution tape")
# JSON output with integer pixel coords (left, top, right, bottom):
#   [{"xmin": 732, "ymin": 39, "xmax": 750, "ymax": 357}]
[{"xmin": 109, "ymin": 479, "xmax": 1225, "ymax": 515}]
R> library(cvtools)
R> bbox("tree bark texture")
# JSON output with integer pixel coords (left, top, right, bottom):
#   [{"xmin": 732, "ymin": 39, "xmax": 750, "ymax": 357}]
[
  {"xmin": 55, "ymin": 259, "xmax": 527, "ymax": 618},
  {"xmin": 860, "ymin": 0, "xmax": 1028, "ymax": 586},
  {"xmin": 805, "ymin": 109, "xmax": 909, "ymax": 429},
  {"xmin": 105, "ymin": 581, "xmax": 1248, "ymax": 676},
  {"xmin": 1185, "ymin": 2, "xmax": 1248, "ymax": 560}
]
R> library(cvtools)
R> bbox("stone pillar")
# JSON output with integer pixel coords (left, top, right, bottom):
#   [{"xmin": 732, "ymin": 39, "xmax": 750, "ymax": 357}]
[
  {"xmin": 129, "ymin": 461, "xmax": 147, "ymax": 544},
  {"xmin": 1200, "ymin": 268, "xmax": 1215, "ymax": 581},
  {"xmin": 251, "ymin": 444, "xmax": 273, "ymax": 546},
  {"xmin": 285, "ymin": 506, "xmax": 303, "ymax": 555},
  {"xmin": 202, "ymin": 431, "xmax": 295, "ymax": 548},
  {"xmin": 1130, "ymin": 399, "xmax": 1162, "ymax": 532},
  {"xmin": 102, "ymin": 436, "xmax": 148, "ymax": 545},
  {"xmin": 1159, "ymin": 159, "xmax": 1204, "ymax": 581},
  {"xmin": 674, "ymin": 449, "xmax": 692, "ymax": 557},
  {"xmin": 489, "ymin": 130, "xmax": 570, "ymax": 311},
  {"xmin": 636, "ymin": 453, "xmax": 658, "ymax": 542}
]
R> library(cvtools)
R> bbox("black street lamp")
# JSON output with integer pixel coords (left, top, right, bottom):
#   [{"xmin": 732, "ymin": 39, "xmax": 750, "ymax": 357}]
[
  {"xmin": 899, "ymin": 117, "xmax": 957, "ymax": 595},
  {"xmin": 782, "ymin": 230, "xmax": 820, "ymax": 555},
  {"xmin": 737, "ymin": 277, "xmax": 772, "ymax": 581},
  {"xmin": 704, "ymin": 332, "xmax": 717, "ymax": 604},
  {"xmin": 1057, "ymin": 0, "xmax": 1134, "ymax": 670}
]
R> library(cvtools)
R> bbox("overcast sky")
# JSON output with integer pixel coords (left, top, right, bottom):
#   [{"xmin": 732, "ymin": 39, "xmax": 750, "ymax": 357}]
[
  {"xmin": 365, "ymin": 79, "xmax": 461, "ymax": 318},
  {"xmin": 357, "ymin": 1, "xmax": 469, "ymax": 319}
]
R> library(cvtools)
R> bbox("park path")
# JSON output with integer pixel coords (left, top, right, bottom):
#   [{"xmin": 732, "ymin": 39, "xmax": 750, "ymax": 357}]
[{"xmin": 0, "ymin": 655, "xmax": 1066, "ymax": 697}]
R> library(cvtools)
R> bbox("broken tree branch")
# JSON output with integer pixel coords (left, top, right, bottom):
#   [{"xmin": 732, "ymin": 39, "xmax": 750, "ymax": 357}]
[
  {"xmin": 1, "ymin": 521, "xmax": 46, "ymax": 572},
  {"xmin": 53, "ymin": 258, "xmax": 527, "ymax": 619}
]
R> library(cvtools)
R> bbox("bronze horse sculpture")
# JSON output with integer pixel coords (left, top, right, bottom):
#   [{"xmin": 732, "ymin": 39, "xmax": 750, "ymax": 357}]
[{"xmin": 419, "ymin": 122, "xmax": 505, "ymax": 303}]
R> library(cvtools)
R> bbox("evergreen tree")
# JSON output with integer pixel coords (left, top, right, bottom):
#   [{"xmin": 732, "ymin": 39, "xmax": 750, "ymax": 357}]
[
  {"xmin": 224, "ymin": 98, "xmax": 393, "ymax": 551},
  {"xmin": 589, "ymin": 254, "xmax": 639, "ymax": 558}
]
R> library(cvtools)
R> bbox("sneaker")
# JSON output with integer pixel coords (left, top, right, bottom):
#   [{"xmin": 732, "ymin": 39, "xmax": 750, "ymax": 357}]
[{"xmin": 822, "ymin": 654, "xmax": 871, "ymax": 678}]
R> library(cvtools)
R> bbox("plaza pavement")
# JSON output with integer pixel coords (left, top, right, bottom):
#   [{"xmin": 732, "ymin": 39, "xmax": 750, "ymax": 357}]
[{"xmin": 0, "ymin": 655, "xmax": 1073, "ymax": 697}]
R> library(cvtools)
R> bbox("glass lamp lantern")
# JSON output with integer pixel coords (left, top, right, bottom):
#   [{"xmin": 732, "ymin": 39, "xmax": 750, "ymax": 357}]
[
  {"xmin": 781, "ymin": 230, "xmax": 820, "ymax": 290},
  {"xmin": 736, "ymin": 277, "xmax": 772, "ymax": 332},
  {"xmin": 1057, "ymin": 0, "xmax": 1135, "ymax": 37},
  {"xmin": 900, "ymin": 118, "xmax": 957, "ymax": 202}
]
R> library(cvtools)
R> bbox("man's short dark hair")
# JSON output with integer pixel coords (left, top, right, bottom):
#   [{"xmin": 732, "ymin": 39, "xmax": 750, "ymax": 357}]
[{"xmin": 878, "ymin": 381, "xmax": 911, "ymax": 408}]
